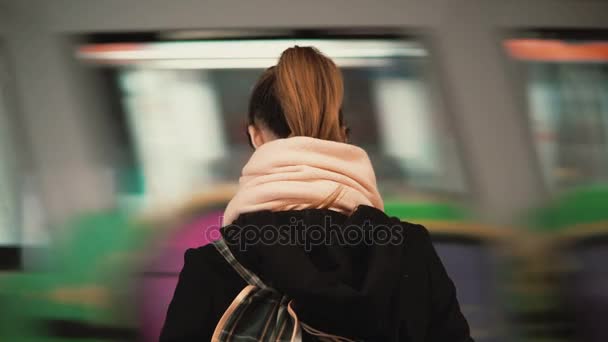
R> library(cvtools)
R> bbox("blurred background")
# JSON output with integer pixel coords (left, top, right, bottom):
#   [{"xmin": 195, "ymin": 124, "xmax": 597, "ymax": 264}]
[{"xmin": 0, "ymin": 0, "xmax": 607, "ymax": 341}]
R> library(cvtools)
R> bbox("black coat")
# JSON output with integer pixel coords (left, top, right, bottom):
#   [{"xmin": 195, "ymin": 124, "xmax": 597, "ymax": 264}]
[{"xmin": 160, "ymin": 206, "xmax": 473, "ymax": 342}]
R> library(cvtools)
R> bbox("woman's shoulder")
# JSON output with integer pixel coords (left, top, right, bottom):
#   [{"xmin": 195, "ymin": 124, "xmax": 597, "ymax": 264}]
[
  {"xmin": 161, "ymin": 243, "xmax": 247, "ymax": 342},
  {"xmin": 183, "ymin": 243, "xmax": 226, "ymax": 267},
  {"xmin": 399, "ymin": 221, "xmax": 433, "ymax": 243},
  {"xmin": 355, "ymin": 205, "xmax": 437, "ymax": 261},
  {"xmin": 386, "ymin": 217, "xmax": 436, "ymax": 259},
  {"xmin": 181, "ymin": 244, "xmax": 245, "ymax": 285},
  {"xmin": 183, "ymin": 243, "xmax": 219, "ymax": 261}
]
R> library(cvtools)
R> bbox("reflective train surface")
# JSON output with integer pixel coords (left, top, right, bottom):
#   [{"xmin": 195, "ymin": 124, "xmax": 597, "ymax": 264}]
[{"xmin": 0, "ymin": 1, "xmax": 607, "ymax": 341}]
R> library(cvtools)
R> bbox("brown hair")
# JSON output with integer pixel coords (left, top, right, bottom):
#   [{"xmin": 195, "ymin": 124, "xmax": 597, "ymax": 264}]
[{"xmin": 247, "ymin": 46, "xmax": 347, "ymax": 143}]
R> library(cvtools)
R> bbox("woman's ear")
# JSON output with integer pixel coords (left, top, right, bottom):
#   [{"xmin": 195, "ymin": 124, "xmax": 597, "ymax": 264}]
[
  {"xmin": 248, "ymin": 125, "xmax": 261, "ymax": 149},
  {"xmin": 249, "ymin": 124, "xmax": 276, "ymax": 149},
  {"xmin": 248, "ymin": 123, "xmax": 278, "ymax": 149}
]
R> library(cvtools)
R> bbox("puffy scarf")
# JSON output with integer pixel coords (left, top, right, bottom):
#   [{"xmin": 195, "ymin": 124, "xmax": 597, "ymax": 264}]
[{"xmin": 222, "ymin": 136, "xmax": 384, "ymax": 225}]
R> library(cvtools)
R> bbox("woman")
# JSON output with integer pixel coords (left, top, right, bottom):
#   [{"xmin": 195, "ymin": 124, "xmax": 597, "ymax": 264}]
[{"xmin": 160, "ymin": 46, "xmax": 473, "ymax": 342}]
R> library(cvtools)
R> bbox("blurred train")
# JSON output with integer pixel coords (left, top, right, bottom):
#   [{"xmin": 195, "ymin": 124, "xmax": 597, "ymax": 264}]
[{"xmin": 1, "ymin": 1, "xmax": 608, "ymax": 341}]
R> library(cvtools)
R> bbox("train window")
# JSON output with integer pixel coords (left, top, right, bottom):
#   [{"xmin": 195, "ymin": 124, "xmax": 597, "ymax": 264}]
[
  {"xmin": 506, "ymin": 35, "xmax": 608, "ymax": 191},
  {"xmin": 77, "ymin": 35, "xmax": 466, "ymax": 207}
]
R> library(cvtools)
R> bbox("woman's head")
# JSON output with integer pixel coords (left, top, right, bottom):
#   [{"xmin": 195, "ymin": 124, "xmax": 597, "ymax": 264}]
[{"xmin": 247, "ymin": 46, "xmax": 347, "ymax": 148}]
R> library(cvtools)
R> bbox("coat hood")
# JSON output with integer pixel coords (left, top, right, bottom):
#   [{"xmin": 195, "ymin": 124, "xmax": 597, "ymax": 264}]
[{"xmin": 221, "ymin": 205, "xmax": 406, "ymax": 341}]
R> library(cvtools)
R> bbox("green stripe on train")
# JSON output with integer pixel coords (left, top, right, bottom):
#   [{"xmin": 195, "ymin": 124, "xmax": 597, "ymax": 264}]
[
  {"xmin": 525, "ymin": 185, "xmax": 608, "ymax": 232},
  {"xmin": 384, "ymin": 201, "xmax": 471, "ymax": 221}
]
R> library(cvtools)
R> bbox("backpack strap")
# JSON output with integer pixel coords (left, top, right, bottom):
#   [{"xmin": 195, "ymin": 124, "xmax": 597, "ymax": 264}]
[{"xmin": 213, "ymin": 238, "xmax": 268, "ymax": 288}]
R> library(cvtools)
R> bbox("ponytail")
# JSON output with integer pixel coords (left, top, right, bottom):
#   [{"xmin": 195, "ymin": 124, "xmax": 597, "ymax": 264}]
[
  {"xmin": 276, "ymin": 46, "xmax": 345, "ymax": 142},
  {"xmin": 248, "ymin": 46, "xmax": 346, "ymax": 143}
]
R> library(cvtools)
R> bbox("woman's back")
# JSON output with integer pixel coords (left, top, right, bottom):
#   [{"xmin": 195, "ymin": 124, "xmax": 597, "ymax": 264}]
[
  {"xmin": 160, "ymin": 46, "xmax": 472, "ymax": 341},
  {"xmin": 160, "ymin": 206, "xmax": 471, "ymax": 341}
]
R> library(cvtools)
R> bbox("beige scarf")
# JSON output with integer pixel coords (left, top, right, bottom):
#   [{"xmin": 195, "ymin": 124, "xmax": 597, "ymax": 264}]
[{"xmin": 223, "ymin": 136, "xmax": 383, "ymax": 225}]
